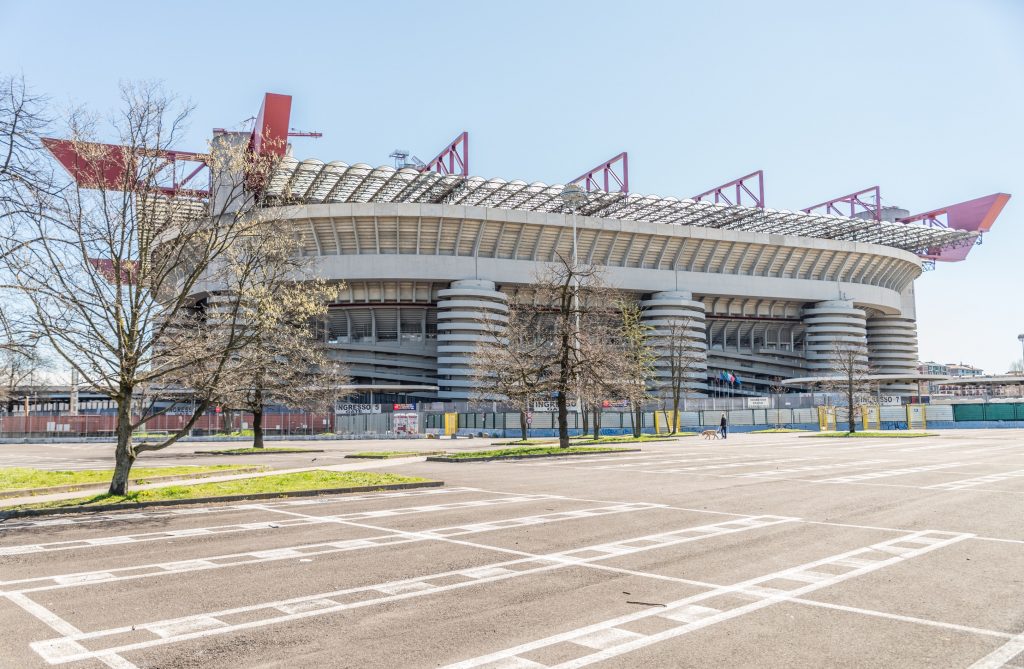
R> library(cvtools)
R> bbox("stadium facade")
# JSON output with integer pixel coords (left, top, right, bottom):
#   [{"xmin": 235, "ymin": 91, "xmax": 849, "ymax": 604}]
[
  {"xmin": 43, "ymin": 93, "xmax": 1011, "ymax": 404},
  {"xmin": 260, "ymin": 159, "xmax": 1004, "ymax": 402}
]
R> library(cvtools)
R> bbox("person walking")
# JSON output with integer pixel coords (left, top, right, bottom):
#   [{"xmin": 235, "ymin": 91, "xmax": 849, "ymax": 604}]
[{"xmin": 719, "ymin": 412, "xmax": 728, "ymax": 439}]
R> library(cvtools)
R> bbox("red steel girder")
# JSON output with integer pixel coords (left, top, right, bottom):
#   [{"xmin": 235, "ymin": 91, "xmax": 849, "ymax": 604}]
[
  {"xmin": 570, "ymin": 152, "xmax": 628, "ymax": 193},
  {"xmin": 41, "ymin": 138, "xmax": 210, "ymax": 197},
  {"xmin": 899, "ymin": 193, "xmax": 1010, "ymax": 262},
  {"xmin": 420, "ymin": 131, "xmax": 468, "ymax": 176},
  {"xmin": 692, "ymin": 170, "xmax": 764, "ymax": 208},
  {"xmin": 250, "ymin": 93, "xmax": 292, "ymax": 158},
  {"xmin": 802, "ymin": 186, "xmax": 882, "ymax": 221}
]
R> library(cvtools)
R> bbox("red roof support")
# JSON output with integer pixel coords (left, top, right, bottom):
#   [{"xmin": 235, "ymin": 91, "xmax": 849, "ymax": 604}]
[
  {"xmin": 570, "ymin": 152, "xmax": 628, "ymax": 194},
  {"xmin": 420, "ymin": 132, "xmax": 468, "ymax": 176},
  {"xmin": 692, "ymin": 170, "xmax": 764, "ymax": 208},
  {"xmin": 249, "ymin": 93, "xmax": 292, "ymax": 158},
  {"xmin": 899, "ymin": 193, "xmax": 1011, "ymax": 262},
  {"xmin": 802, "ymin": 186, "xmax": 882, "ymax": 221},
  {"xmin": 41, "ymin": 138, "xmax": 210, "ymax": 197}
]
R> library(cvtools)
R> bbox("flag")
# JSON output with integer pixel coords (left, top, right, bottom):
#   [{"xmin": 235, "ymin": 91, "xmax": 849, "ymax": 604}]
[
  {"xmin": 728, "ymin": 373, "xmax": 735, "ymax": 384},
  {"xmin": 735, "ymin": 376, "xmax": 742, "ymax": 386}
]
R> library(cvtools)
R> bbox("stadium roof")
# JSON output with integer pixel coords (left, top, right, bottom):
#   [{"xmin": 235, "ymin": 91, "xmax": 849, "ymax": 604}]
[{"xmin": 263, "ymin": 158, "xmax": 977, "ymax": 256}]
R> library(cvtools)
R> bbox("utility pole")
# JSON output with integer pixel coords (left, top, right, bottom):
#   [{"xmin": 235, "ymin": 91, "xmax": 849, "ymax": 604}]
[{"xmin": 560, "ymin": 183, "xmax": 587, "ymax": 421}]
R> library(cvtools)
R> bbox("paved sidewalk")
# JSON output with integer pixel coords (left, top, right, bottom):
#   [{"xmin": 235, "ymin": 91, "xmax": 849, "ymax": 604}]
[{"xmin": 0, "ymin": 456, "xmax": 427, "ymax": 509}]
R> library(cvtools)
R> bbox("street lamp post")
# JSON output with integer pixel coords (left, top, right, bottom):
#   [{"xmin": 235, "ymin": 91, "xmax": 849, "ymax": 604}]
[
  {"xmin": 1018, "ymin": 334, "xmax": 1024, "ymax": 373},
  {"xmin": 560, "ymin": 184, "xmax": 587, "ymax": 423}
]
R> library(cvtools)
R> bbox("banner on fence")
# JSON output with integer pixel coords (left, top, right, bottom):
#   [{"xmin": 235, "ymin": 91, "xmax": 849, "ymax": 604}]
[
  {"xmin": 533, "ymin": 399, "xmax": 581, "ymax": 413},
  {"xmin": 746, "ymin": 397, "xmax": 770, "ymax": 409},
  {"xmin": 336, "ymin": 403, "xmax": 382, "ymax": 415},
  {"xmin": 393, "ymin": 412, "xmax": 419, "ymax": 435}
]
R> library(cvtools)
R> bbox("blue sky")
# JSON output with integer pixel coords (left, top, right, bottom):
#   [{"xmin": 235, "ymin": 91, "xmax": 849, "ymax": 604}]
[{"xmin": 2, "ymin": 0, "xmax": 1022, "ymax": 371}]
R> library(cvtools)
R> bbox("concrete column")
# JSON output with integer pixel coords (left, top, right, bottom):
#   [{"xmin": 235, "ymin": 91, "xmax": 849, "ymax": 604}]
[
  {"xmin": 436, "ymin": 279, "xmax": 508, "ymax": 400},
  {"xmin": 640, "ymin": 291, "xmax": 708, "ymax": 397},
  {"xmin": 802, "ymin": 299, "xmax": 868, "ymax": 374},
  {"xmin": 867, "ymin": 316, "xmax": 919, "ymax": 394}
]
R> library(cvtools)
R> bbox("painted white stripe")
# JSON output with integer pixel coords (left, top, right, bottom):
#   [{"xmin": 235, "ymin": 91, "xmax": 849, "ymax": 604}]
[
  {"xmin": 967, "ymin": 633, "xmax": 1024, "ymax": 669},
  {"xmin": 28, "ymin": 515, "xmax": 793, "ymax": 664},
  {"xmin": 441, "ymin": 530, "xmax": 972, "ymax": 669}
]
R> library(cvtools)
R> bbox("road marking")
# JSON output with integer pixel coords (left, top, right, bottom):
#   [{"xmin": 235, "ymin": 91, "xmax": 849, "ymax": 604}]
[
  {"xmin": 27, "ymin": 515, "xmax": 796, "ymax": 664},
  {"xmin": 442, "ymin": 530, "xmax": 973, "ymax": 668},
  {"xmin": 4, "ymin": 502, "xmax": 661, "ymax": 593},
  {"xmin": 924, "ymin": 469, "xmax": 1024, "ymax": 491},
  {"xmin": 0, "ymin": 494, "xmax": 556, "ymax": 556},
  {"xmin": 814, "ymin": 463, "xmax": 965, "ymax": 483},
  {"xmin": 967, "ymin": 632, "xmax": 1024, "ymax": 668},
  {"xmin": 0, "ymin": 486, "xmax": 477, "ymax": 531}
]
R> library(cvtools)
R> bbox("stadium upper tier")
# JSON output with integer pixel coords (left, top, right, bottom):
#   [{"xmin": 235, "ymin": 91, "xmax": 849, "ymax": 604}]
[{"xmin": 264, "ymin": 157, "xmax": 975, "ymax": 255}]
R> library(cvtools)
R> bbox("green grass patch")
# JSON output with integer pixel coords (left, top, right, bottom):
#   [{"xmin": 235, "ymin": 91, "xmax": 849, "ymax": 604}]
[
  {"xmin": 441, "ymin": 445, "xmax": 635, "ymax": 459},
  {"xmin": 346, "ymin": 451, "xmax": 442, "ymax": 459},
  {"xmin": 490, "ymin": 434, "xmax": 693, "ymax": 447},
  {"xmin": 749, "ymin": 428, "xmax": 811, "ymax": 434},
  {"xmin": 0, "ymin": 465, "xmax": 253, "ymax": 492},
  {"xmin": 13, "ymin": 471, "xmax": 432, "ymax": 511},
  {"xmin": 197, "ymin": 447, "xmax": 320, "ymax": 455},
  {"xmin": 812, "ymin": 431, "xmax": 937, "ymax": 438}
]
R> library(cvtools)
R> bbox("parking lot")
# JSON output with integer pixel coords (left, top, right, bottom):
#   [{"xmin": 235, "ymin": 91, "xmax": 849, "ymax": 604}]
[{"xmin": 2, "ymin": 430, "xmax": 1024, "ymax": 668}]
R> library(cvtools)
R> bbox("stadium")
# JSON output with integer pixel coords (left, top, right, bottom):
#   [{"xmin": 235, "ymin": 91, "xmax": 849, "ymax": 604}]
[{"xmin": 45, "ymin": 93, "xmax": 1011, "ymax": 405}]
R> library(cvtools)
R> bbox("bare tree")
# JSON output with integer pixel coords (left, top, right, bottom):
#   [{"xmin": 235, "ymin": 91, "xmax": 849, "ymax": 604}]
[
  {"xmin": 1, "ymin": 82, "xmax": 308, "ymax": 494},
  {"xmin": 470, "ymin": 299, "xmax": 553, "ymax": 441},
  {"xmin": 220, "ymin": 279, "xmax": 350, "ymax": 448},
  {"xmin": 818, "ymin": 341, "xmax": 874, "ymax": 434},
  {"xmin": 533, "ymin": 254, "xmax": 619, "ymax": 448},
  {"xmin": 612, "ymin": 300, "xmax": 656, "ymax": 438},
  {"xmin": 652, "ymin": 315, "xmax": 704, "ymax": 435}
]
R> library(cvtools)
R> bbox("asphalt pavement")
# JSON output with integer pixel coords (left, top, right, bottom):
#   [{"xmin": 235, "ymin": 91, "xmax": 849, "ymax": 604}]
[{"xmin": 2, "ymin": 429, "xmax": 1023, "ymax": 668}]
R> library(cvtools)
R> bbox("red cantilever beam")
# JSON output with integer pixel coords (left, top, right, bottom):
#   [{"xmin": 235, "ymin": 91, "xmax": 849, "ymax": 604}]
[
  {"xmin": 802, "ymin": 186, "xmax": 882, "ymax": 221},
  {"xmin": 420, "ymin": 132, "xmax": 468, "ymax": 176},
  {"xmin": 570, "ymin": 152, "xmax": 628, "ymax": 193},
  {"xmin": 692, "ymin": 170, "xmax": 764, "ymax": 208},
  {"xmin": 898, "ymin": 193, "xmax": 1011, "ymax": 262}
]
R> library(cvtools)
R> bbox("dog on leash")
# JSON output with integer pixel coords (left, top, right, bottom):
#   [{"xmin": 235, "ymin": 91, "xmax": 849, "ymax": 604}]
[{"xmin": 701, "ymin": 429, "xmax": 721, "ymax": 440}]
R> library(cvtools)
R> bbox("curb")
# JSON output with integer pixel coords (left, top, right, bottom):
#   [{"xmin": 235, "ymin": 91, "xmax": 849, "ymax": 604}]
[
  {"xmin": 426, "ymin": 449, "xmax": 641, "ymax": 463},
  {"xmin": 344, "ymin": 452, "xmax": 443, "ymax": 460},
  {"xmin": 487, "ymin": 437, "xmax": 691, "ymax": 447},
  {"xmin": 193, "ymin": 449, "xmax": 326, "ymax": 456},
  {"xmin": 0, "ymin": 480, "xmax": 445, "ymax": 519},
  {"xmin": 0, "ymin": 466, "xmax": 265, "ymax": 500}
]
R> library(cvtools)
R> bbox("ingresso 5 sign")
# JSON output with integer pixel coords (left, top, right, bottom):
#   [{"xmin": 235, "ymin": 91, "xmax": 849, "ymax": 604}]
[{"xmin": 335, "ymin": 403, "xmax": 382, "ymax": 414}]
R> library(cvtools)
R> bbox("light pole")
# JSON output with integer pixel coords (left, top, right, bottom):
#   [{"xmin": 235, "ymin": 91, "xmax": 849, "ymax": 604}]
[
  {"xmin": 1018, "ymin": 334, "xmax": 1024, "ymax": 373},
  {"xmin": 560, "ymin": 184, "xmax": 587, "ymax": 422}
]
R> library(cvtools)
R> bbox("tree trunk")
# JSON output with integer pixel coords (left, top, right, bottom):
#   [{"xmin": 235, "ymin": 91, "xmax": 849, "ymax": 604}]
[
  {"xmin": 671, "ymin": 393, "xmax": 681, "ymax": 436},
  {"xmin": 557, "ymin": 328, "xmax": 571, "ymax": 448},
  {"xmin": 556, "ymin": 391, "xmax": 569, "ymax": 448},
  {"xmin": 592, "ymin": 407, "xmax": 601, "ymax": 440},
  {"xmin": 108, "ymin": 391, "xmax": 136, "ymax": 496},
  {"xmin": 848, "ymin": 379, "xmax": 856, "ymax": 434},
  {"xmin": 633, "ymin": 405, "xmax": 642, "ymax": 438},
  {"xmin": 519, "ymin": 410, "xmax": 528, "ymax": 442},
  {"xmin": 581, "ymin": 403, "xmax": 589, "ymax": 436},
  {"xmin": 253, "ymin": 408, "xmax": 264, "ymax": 449}
]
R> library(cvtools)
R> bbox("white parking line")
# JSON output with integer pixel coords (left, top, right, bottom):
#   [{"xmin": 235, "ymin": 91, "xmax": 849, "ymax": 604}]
[
  {"xmin": 967, "ymin": 632, "xmax": 1024, "ymax": 668},
  {"xmin": 442, "ymin": 530, "xmax": 972, "ymax": 668},
  {"xmin": 3, "ymin": 502, "xmax": 662, "ymax": 593},
  {"xmin": 27, "ymin": 515, "xmax": 797, "ymax": 664},
  {"xmin": 815, "ymin": 463, "xmax": 965, "ymax": 484},
  {"xmin": 925, "ymin": 469, "xmax": 1024, "ymax": 491}
]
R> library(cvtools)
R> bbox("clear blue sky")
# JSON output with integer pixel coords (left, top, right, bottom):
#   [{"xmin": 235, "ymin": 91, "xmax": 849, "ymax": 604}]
[{"xmin": 3, "ymin": 0, "xmax": 1022, "ymax": 372}]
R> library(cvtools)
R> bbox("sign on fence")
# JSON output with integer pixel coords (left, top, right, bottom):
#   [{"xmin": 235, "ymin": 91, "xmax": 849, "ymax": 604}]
[
  {"xmin": 393, "ymin": 412, "xmax": 419, "ymax": 435},
  {"xmin": 533, "ymin": 399, "xmax": 581, "ymax": 413},
  {"xmin": 336, "ymin": 403, "xmax": 382, "ymax": 415},
  {"xmin": 879, "ymin": 395, "xmax": 903, "ymax": 406},
  {"xmin": 746, "ymin": 397, "xmax": 771, "ymax": 409}
]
